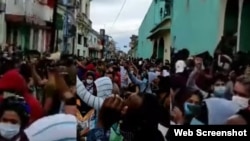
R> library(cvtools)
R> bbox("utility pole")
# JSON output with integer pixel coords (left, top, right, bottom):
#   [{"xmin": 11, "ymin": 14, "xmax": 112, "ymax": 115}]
[{"xmin": 50, "ymin": 0, "xmax": 58, "ymax": 53}]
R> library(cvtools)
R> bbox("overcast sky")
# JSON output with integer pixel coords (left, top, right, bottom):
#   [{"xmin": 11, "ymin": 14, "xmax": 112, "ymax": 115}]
[{"xmin": 90, "ymin": 0, "xmax": 152, "ymax": 53}]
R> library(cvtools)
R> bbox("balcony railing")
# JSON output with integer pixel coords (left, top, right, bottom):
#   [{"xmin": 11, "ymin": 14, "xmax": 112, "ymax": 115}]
[{"xmin": 76, "ymin": 12, "xmax": 92, "ymax": 26}]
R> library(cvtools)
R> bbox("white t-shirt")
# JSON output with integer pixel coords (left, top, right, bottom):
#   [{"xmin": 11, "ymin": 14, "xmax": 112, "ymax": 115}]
[{"xmin": 158, "ymin": 124, "xmax": 168, "ymax": 141}]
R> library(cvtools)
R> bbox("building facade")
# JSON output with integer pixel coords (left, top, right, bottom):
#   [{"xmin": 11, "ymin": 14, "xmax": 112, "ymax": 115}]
[
  {"xmin": 88, "ymin": 28, "xmax": 101, "ymax": 58},
  {"xmin": 56, "ymin": 0, "xmax": 76, "ymax": 54},
  {"xmin": 1, "ymin": 0, "xmax": 55, "ymax": 52},
  {"xmin": 137, "ymin": 0, "xmax": 172, "ymax": 61},
  {"xmin": 75, "ymin": 0, "xmax": 92, "ymax": 57},
  {"xmin": 171, "ymin": 0, "xmax": 250, "ymax": 55},
  {"xmin": 128, "ymin": 35, "xmax": 138, "ymax": 58},
  {"xmin": 105, "ymin": 36, "xmax": 116, "ymax": 59}
]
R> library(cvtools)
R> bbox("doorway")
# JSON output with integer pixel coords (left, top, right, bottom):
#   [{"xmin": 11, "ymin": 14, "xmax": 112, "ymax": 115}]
[
  {"xmin": 224, "ymin": 0, "xmax": 239, "ymax": 35},
  {"xmin": 158, "ymin": 38, "xmax": 164, "ymax": 60},
  {"xmin": 240, "ymin": 0, "xmax": 250, "ymax": 52},
  {"xmin": 151, "ymin": 40, "xmax": 157, "ymax": 59}
]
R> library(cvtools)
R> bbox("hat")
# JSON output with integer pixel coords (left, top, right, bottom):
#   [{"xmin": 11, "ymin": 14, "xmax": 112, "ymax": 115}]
[
  {"xmin": 175, "ymin": 60, "xmax": 186, "ymax": 73},
  {"xmin": 0, "ymin": 69, "xmax": 27, "ymax": 93}
]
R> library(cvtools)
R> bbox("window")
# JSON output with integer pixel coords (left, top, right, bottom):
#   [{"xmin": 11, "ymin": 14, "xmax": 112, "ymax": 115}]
[
  {"xmin": 6, "ymin": 25, "xmax": 11, "ymax": 43},
  {"xmin": 84, "ymin": 37, "xmax": 88, "ymax": 47},
  {"xmin": 85, "ymin": 3, "xmax": 89, "ymax": 16},
  {"xmin": 33, "ymin": 29, "xmax": 39, "ymax": 49},
  {"xmin": 78, "ymin": 34, "xmax": 82, "ymax": 44},
  {"xmin": 13, "ymin": 29, "xmax": 18, "ymax": 45},
  {"xmin": 83, "ymin": 51, "xmax": 85, "ymax": 57},
  {"xmin": 77, "ymin": 49, "xmax": 80, "ymax": 56},
  {"xmin": 14, "ymin": 0, "xmax": 17, "ymax": 5},
  {"xmin": 79, "ymin": 0, "xmax": 82, "ymax": 13},
  {"xmin": 94, "ymin": 38, "xmax": 97, "ymax": 44}
]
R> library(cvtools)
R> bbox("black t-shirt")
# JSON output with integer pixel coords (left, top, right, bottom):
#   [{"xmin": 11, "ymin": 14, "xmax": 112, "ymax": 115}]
[
  {"xmin": 195, "ymin": 102, "xmax": 208, "ymax": 125},
  {"xmin": 237, "ymin": 108, "xmax": 250, "ymax": 124}
]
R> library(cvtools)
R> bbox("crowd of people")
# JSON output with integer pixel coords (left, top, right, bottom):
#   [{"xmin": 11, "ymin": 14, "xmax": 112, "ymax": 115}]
[
  {"xmin": 170, "ymin": 35, "xmax": 250, "ymax": 126},
  {"xmin": 0, "ymin": 44, "xmax": 170, "ymax": 141},
  {"xmin": 0, "ymin": 37, "xmax": 249, "ymax": 141}
]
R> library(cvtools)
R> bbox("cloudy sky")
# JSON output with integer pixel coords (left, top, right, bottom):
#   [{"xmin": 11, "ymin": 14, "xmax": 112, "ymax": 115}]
[{"xmin": 90, "ymin": 0, "xmax": 152, "ymax": 53}]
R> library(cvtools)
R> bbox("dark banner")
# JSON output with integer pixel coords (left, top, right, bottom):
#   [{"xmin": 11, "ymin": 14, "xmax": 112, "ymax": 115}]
[{"xmin": 166, "ymin": 125, "xmax": 249, "ymax": 140}]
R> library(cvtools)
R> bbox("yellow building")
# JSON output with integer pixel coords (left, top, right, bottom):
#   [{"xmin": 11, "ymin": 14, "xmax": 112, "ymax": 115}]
[{"xmin": 147, "ymin": 17, "xmax": 171, "ymax": 62}]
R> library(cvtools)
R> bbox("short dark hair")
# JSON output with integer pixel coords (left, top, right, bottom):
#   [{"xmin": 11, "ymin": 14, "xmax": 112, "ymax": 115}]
[{"xmin": 213, "ymin": 73, "xmax": 228, "ymax": 83}]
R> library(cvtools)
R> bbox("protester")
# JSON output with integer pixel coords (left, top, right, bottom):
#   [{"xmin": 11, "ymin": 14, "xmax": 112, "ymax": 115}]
[
  {"xmin": 170, "ymin": 35, "xmax": 250, "ymax": 126},
  {"xmin": 1, "ymin": 36, "xmax": 250, "ymax": 141},
  {"xmin": 0, "ymin": 96, "xmax": 30, "ymax": 141}
]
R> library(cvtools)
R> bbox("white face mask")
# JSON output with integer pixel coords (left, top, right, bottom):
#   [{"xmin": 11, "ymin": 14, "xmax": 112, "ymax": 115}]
[
  {"xmin": 232, "ymin": 95, "xmax": 249, "ymax": 108},
  {"xmin": 86, "ymin": 79, "xmax": 93, "ymax": 84},
  {"xmin": 0, "ymin": 123, "xmax": 20, "ymax": 139}
]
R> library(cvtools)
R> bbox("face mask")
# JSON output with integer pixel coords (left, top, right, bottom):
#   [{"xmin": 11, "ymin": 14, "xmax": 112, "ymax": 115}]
[
  {"xmin": 232, "ymin": 95, "xmax": 249, "ymax": 108},
  {"xmin": 86, "ymin": 79, "xmax": 93, "ymax": 84},
  {"xmin": 190, "ymin": 118, "xmax": 204, "ymax": 125},
  {"xmin": 0, "ymin": 123, "xmax": 20, "ymax": 139},
  {"xmin": 184, "ymin": 102, "xmax": 200, "ymax": 116},
  {"xmin": 213, "ymin": 86, "xmax": 226, "ymax": 97}
]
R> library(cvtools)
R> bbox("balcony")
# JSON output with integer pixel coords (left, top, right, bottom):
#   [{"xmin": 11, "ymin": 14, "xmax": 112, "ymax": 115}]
[
  {"xmin": 76, "ymin": 12, "xmax": 92, "ymax": 35},
  {"xmin": 76, "ymin": 12, "xmax": 92, "ymax": 26}
]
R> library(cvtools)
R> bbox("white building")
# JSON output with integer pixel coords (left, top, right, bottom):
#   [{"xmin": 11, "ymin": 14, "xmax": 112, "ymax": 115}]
[
  {"xmin": 0, "ymin": 0, "xmax": 6, "ymax": 45},
  {"xmin": 74, "ymin": 0, "xmax": 92, "ymax": 57},
  {"xmin": 88, "ymin": 29, "xmax": 101, "ymax": 58},
  {"xmin": 1, "ymin": 0, "xmax": 54, "ymax": 52}
]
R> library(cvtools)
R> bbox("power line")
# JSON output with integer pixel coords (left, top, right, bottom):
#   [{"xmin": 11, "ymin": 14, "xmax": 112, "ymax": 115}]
[{"xmin": 111, "ymin": 0, "xmax": 127, "ymax": 29}]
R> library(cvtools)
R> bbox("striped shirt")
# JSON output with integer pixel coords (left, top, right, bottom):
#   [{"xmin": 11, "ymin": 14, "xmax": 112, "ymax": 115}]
[
  {"xmin": 76, "ymin": 76, "xmax": 113, "ymax": 110},
  {"xmin": 24, "ymin": 114, "xmax": 77, "ymax": 141}
]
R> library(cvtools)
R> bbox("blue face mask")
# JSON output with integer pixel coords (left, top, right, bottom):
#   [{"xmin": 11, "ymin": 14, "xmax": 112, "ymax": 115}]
[
  {"xmin": 184, "ymin": 102, "xmax": 200, "ymax": 116},
  {"xmin": 190, "ymin": 118, "xmax": 204, "ymax": 125},
  {"xmin": 213, "ymin": 86, "xmax": 226, "ymax": 97}
]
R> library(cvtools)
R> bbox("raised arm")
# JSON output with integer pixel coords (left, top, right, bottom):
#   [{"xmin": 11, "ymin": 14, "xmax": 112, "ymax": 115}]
[{"xmin": 76, "ymin": 77, "xmax": 104, "ymax": 110}]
